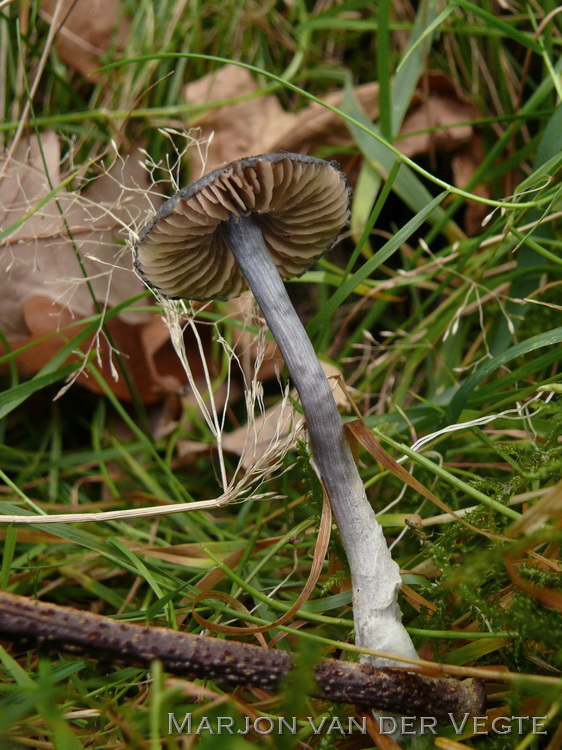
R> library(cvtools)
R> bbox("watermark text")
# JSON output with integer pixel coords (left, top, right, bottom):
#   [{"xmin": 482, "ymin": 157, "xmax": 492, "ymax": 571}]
[{"xmin": 168, "ymin": 713, "xmax": 548, "ymax": 736}]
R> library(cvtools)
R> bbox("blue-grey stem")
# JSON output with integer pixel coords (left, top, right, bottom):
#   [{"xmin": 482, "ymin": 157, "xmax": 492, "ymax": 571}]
[{"xmin": 225, "ymin": 214, "xmax": 418, "ymax": 666}]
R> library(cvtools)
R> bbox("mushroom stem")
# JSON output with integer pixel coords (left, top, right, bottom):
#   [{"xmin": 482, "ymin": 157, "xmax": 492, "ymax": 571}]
[{"xmin": 225, "ymin": 214, "xmax": 418, "ymax": 666}]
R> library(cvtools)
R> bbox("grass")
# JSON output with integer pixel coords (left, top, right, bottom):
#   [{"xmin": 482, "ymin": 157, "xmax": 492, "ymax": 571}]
[{"xmin": 1, "ymin": 0, "xmax": 562, "ymax": 748}]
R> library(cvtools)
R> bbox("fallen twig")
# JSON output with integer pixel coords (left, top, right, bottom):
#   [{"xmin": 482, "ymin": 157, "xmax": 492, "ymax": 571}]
[{"xmin": 0, "ymin": 592, "xmax": 484, "ymax": 723}]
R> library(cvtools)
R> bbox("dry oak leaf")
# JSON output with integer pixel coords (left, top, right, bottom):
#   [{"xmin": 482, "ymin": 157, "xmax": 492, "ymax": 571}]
[
  {"xmin": 399, "ymin": 72, "xmax": 479, "ymax": 156},
  {"xmin": 400, "ymin": 72, "xmax": 489, "ymax": 234},
  {"xmin": 186, "ymin": 65, "xmax": 294, "ymax": 174},
  {"xmin": 226, "ymin": 294, "xmax": 280, "ymax": 384},
  {"xmin": 41, "ymin": 0, "xmax": 130, "ymax": 79},
  {"xmin": 185, "ymin": 64, "xmax": 379, "ymax": 174},
  {"xmin": 13, "ymin": 295, "xmax": 184, "ymax": 402},
  {"xmin": 185, "ymin": 66, "xmax": 487, "ymax": 233},
  {"xmin": 0, "ymin": 131, "xmax": 148, "ymax": 338},
  {"xmin": 0, "ymin": 132, "xmax": 188, "ymax": 401},
  {"xmin": 219, "ymin": 360, "xmax": 349, "ymax": 468}
]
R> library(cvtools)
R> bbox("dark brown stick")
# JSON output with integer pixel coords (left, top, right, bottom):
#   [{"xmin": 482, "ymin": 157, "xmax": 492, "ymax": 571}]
[{"xmin": 0, "ymin": 592, "xmax": 484, "ymax": 723}]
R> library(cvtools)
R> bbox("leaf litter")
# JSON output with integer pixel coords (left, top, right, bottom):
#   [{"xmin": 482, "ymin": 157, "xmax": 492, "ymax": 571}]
[
  {"xmin": 41, "ymin": 0, "xmax": 130, "ymax": 79},
  {"xmin": 0, "ymin": 132, "xmax": 193, "ymax": 402}
]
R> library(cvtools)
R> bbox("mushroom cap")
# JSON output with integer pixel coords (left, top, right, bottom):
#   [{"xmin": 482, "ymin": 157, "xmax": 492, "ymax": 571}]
[{"xmin": 134, "ymin": 152, "xmax": 350, "ymax": 300}]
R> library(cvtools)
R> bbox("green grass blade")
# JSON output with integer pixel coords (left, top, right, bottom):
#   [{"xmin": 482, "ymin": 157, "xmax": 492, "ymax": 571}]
[
  {"xmin": 307, "ymin": 192, "xmax": 447, "ymax": 337},
  {"xmin": 446, "ymin": 327, "xmax": 562, "ymax": 423},
  {"xmin": 452, "ymin": 0, "xmax": 541, "ymax": 53}
]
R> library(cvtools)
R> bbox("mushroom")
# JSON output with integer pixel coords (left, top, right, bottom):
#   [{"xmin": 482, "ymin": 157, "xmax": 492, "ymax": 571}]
[{"xmin": 135, "ymin": 153, "xmax": 418, "ymax": 667}]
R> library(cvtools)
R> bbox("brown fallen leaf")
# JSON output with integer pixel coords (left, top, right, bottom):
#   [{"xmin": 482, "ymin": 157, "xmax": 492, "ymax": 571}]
[
  {"xmin": 267, "ymin": 83, "xmax": 380, "ymax": 157},
  {"xmin": 399, "ymin": 72, "xmax": 478, "ymax": 156},
  {"xmin": 220, "ymin": 392, "xmax": 297, "ymax": 469},
  {"xmin": 219, "ymin": 360, "xmax": 350, "ymax": 468},
  {"xmin": 226, "ymin": 294, "xmax": 281, "ymax": 384},
  {"xmin": 399, "ymin": 72, "xmax": 489, "ymax": 233},
  {"xmin": 185, "ymin": 66, "xmax": 488, "ymax": 233},
  {"xmin": 0, "ymin": 132, "xmax": 150, "ymax": 338},
  {"xmin": 0, "ymin": 133, "xmax": 197, "ymax": 401},
  {"xmin": 9, "ymin": 295, "xmax": 185, "ymax": 402},
  {"xmin": 186, "ymin": 65, "xmax": 295, "ymax": 174},
  {"xmin": 185, "ymin": 64, "xmax": 379, "ymax": 174},
  {"xmin": 41, "ymin": 0, "xmax": 130, "ymax": 79}
]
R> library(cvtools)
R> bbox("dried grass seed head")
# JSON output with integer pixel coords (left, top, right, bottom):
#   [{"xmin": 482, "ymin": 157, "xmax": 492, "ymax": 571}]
[{"xmin": 134, "ymin": 152, "xmax": 350, "ymax": 300}]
